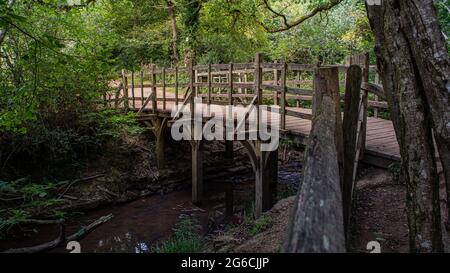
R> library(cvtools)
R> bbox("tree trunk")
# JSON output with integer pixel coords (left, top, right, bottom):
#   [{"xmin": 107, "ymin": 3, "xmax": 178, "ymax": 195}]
[
  {"xmin": 396, "ymin": 0, "xmax": 450, "ymax": 228},
  {"xmin": 0, "ymin": 0, "xmax": 17, "ymax": 45},
  {"xmin": 180, "ymin": 0, "xmax": 201, "ymax": 64},
  {"xmin": 366, "ymin": 1, "xmax": 444, "ymax": 252},
  {"xmin": 166, "ymin": 0, "xmax": 179, "ymax": 63}
]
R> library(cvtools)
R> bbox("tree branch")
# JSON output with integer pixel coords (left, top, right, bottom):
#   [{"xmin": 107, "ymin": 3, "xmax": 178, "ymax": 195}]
[{"xmin": 260, "ymin": 0, "xmax": 344, "ymax": 33}]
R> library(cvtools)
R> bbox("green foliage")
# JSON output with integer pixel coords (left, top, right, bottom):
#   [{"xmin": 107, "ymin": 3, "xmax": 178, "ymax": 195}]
[
  {"xmin": 0, "ymin": 177, "xmax": 68, "ymax": 233},
  {"xmin": 153, "ymin": 218, "xmax": 206, "ymax": 253},
  {"xmin": 437, "ymin": 0, "xmax": 450, "ymax": 39},
  {"xmin": 249, "ymin": 215, "xmax": 274, "ymax": 236}
]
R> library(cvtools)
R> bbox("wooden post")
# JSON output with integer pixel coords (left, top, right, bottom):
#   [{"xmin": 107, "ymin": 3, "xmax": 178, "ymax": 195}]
[
  {"xmin": 360, "ymin": 53, "xmax": 369, "ymax": 159},
  {"xmin": 313, "ymin": 67, "xmax": 343, "ymax": 170},
  {"xmin": 175, "ymin": 67, "xmax": 179, "ymax": 105},
  {"xmin": 255, "ymin": 143, "xmax": 271, "ymax": 218},
  {"xmin": 162, "ymin": 67, "xmax": 166, "ymax": 110},
  {"xmin": 154, "ymin": 118, "xmax": 167, "ymax": 169},
  {"xmin": 191, "ymin": 141, "xmax": 203, "ymax": 205},
  {"xmin": 228, "ymin": 63, "xmax": 233, "ymax": 105},
  {"xmin": 140, "ymin": 70, "xmax": 144, "ymax": 107},
  {"xmin": 255, "ymin": 53, "xmax": 262, "ymax": 134},
  {"xmin": 280, "ymin": 62, "xmax": 287, "ymax": 130},
  {"xmin": 239, "ymin": 140, "xmax": 272, "ymax": 219},
  {"xmin": 273, "ymin": 62, "xmax": 279, "ymax": 105},
  {"xmin": 283, "ymin": 67, "xmax": 346, "ymax": 253},
  {"xmin": 207, "ymin": 64, "xmax": 212, "ymax": 106},
  {"xmin": 255, "ymin": 54, "xmax": 263, "ymax": 105},
  {"xmin": 342, "ymin": 65, "xmax": 362, "ymax": 237},
  {"xmin": 121, "ymin": 69, "xmax": 129, "ymax": 111},
  {"xmin": 374, "ymin": 69, "xmax": 379, "ymax": 118},
  {"xmin": 131, "ymin": 71, "xmax": 135, "ymax": 109},
  {"xmin": 151, "ymin": 65, "xmax": 157, "ymax": 113},
  {"xmin": 225, "ymin": 141, "xmax": 233, "ymax": 160},
  {"xmin": 189, "ymin": 60, "xmax": 195, "ymax": 131}
]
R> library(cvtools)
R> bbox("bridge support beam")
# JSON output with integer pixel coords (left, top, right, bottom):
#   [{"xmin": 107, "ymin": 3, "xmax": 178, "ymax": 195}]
[
  {"xmin": 240, "ymin": 140, "xmax": 278, "ymax": 218},
  {"xmin": 152, "ymin": 117, "xmax": 168, "ymax": 169},
  {"xmin": 190, "ymin": 140, "xmax": 203, "ymax": 206},
  {"xmin": 225, "ymin": 141, "xmax": 234, "ymax": 160}
]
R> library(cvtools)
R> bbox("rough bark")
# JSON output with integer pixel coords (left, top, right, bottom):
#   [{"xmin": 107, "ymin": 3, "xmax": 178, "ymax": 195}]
[
  {"xmin": 166, "ymin": 0, "xmax": 179, "ymax": 62},
  {"xmin": 397, "ymin": 0, "xmax": 450, "ymax": 227},
  {"xmin": 366, "ymin": 1, "xmax": 443, "ymax": 252}
]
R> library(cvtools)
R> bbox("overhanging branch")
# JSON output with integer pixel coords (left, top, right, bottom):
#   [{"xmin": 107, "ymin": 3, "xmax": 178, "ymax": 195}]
[{"xmin": 261, "ymin": 0, "xmax": 343, "ymax": 33}]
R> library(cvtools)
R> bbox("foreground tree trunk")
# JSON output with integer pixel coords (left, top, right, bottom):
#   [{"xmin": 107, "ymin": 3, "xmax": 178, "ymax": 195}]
[
  {"xmin": 366, "ymin": 1, "xmax": 445, "ymax": 252},
  {"xmin": 396, "ymin": 0, "xmax": 450, "ymax": 229}
]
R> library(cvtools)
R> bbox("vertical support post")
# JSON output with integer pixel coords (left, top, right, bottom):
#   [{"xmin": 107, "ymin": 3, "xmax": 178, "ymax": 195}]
[
  {"xmin": 191, "ymin": 141, "xmax": 203, "ymax": 205},
  {"xmin": 207, "ymin": 64, "xmax": 212, "ymax": 106},
  {"xmin": 254, "ymin": 53, "xmax": 262, "ymax": 134},
  {"xmin": 342, "ymin": 65, "xmax": 362, "ymax": 237},
  {"xmin": 175, "ymin": 67, "xmax": 179, "ymax": 105},
  {"xmin": 121, "ymin": 69, "xmax": 129, "ymax": 111},
  {"xmin": 140, "ymin": 70, "xmax": 144, "ymax": 106},
  {"xmin": 154, "ymin": 118, "xmax": 167, "ymax": 169},
  {"xmin": 151, "ymin": 65, "xmax": 157, "ymax": 113},
  {"xmin": 189, "ymin": 60, "xmax": 195, "ymax": 131},
  {"xmin": 313, "ymin": 67, "xmax": 343, "ymax": 174},
  {"xmin": 228, "ymin": 63, "xmax": 233, "ymax": 106},
  {"xmin": 374, "ymin": 70, "xmax": 379, "ymax": 118},
  {"xmin": 273, "ymin": 62, "xmax": 279, "ymax": 105},
  {"xmin": 280, "ymin": 62, "xmax": 287, "ymax": 130},
  {"xmin": 131, "ymin": 71, "xmax": 135, "ymax": 109},
  {"xmin": 162, "ymin": 67, "xmax": 166, "ymax": 110},
  {"xmin": 225, "ymin": 141, "xmax": 233, "ymax": 160},
  {"xmin": 255, "ymin": 142, "xmax": 271, "ymax": 219},
  {"xmin": 360, "ymin": 53, "xmax": 369, "ymax": 159}
]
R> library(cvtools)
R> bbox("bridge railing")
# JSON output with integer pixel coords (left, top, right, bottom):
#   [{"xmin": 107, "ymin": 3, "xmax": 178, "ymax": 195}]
[{"xmin": 106, "ymin": 53, "xmax": 388, "ymax": 132}]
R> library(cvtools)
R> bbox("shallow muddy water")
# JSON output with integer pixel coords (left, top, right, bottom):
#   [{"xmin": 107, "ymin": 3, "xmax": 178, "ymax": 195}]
[{"xmin": 1, "ymin": 160, "xmax": 302, "ymax": 253}]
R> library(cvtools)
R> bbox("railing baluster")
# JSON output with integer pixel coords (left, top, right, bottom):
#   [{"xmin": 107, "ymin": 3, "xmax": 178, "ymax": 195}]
[
  {"xmin": 175, "ymin": 66, "xmax": 179, "ymax": 105},
  {"xmin": 281, "ymin": 62, "xmax": 287, "ymax": 130},
  {"xmin": 228, "ymin": 63, "xmax": 233, "ymax": 106},
  {"xmin": 140, "ymin": 70, "xmax": 144, "ymax": 107},
  {"xmin": 162, "ymin": 67, "xmax": 166, "ymax": 110},
  {"xmin": 131, "ymin": 71, "xmax": 135, "ymax": 109}
]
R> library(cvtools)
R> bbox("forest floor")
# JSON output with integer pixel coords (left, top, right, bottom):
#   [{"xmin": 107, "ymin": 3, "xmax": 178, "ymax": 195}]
[{"xmin": 214, "ymin": 164, "xmax": 450, "ymax": 253}]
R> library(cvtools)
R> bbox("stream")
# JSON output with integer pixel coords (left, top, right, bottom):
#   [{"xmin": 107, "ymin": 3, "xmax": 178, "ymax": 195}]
[{"xmin": 0, "ymin": 160, "xmax": 302, "ymax": 253}]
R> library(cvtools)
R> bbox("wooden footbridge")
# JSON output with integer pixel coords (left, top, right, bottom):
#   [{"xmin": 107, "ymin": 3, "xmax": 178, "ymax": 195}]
[{"xmin": 106, "ymin": 53, "xmax": 399, "ymax": 222}]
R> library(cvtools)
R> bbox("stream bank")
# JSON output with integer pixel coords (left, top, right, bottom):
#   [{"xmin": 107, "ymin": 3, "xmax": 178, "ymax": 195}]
[{"xmin": 0, "ymin": 136, "xmax": 304, "ymax": 253}]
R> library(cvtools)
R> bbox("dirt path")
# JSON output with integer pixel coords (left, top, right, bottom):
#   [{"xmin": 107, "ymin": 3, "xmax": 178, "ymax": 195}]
[
  {"xmin": 218, "ymin": 167, "xmax": 413, "ymax": 253},
  {"xmin": 349, "ymin": 167, "xmax": 409, "ymax": 253}
]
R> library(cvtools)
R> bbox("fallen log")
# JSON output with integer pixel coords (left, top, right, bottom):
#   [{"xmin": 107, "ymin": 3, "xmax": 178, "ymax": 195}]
[{"xmin": 3, "ymin": 214, "xmax": 113, "ymax": 253}]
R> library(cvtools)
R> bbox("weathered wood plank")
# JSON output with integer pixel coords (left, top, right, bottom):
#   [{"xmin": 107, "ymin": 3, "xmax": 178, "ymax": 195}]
[
  {"xmin": 283, "ymin": 71, "xmax": 345, "ymax": 252},
  {"xmin": 342, "ymin": 65, "xmax": 362, "ymax": 235}
]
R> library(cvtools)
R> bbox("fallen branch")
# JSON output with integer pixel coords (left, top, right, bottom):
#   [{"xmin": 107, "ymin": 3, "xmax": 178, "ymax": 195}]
[
  {"xmin": 3, "ymin": 214, "xmax": 113, "ymax": 253},
  {"xmin": 58, "ymin": 174, "xmax": 105, "ymax": 198}
]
